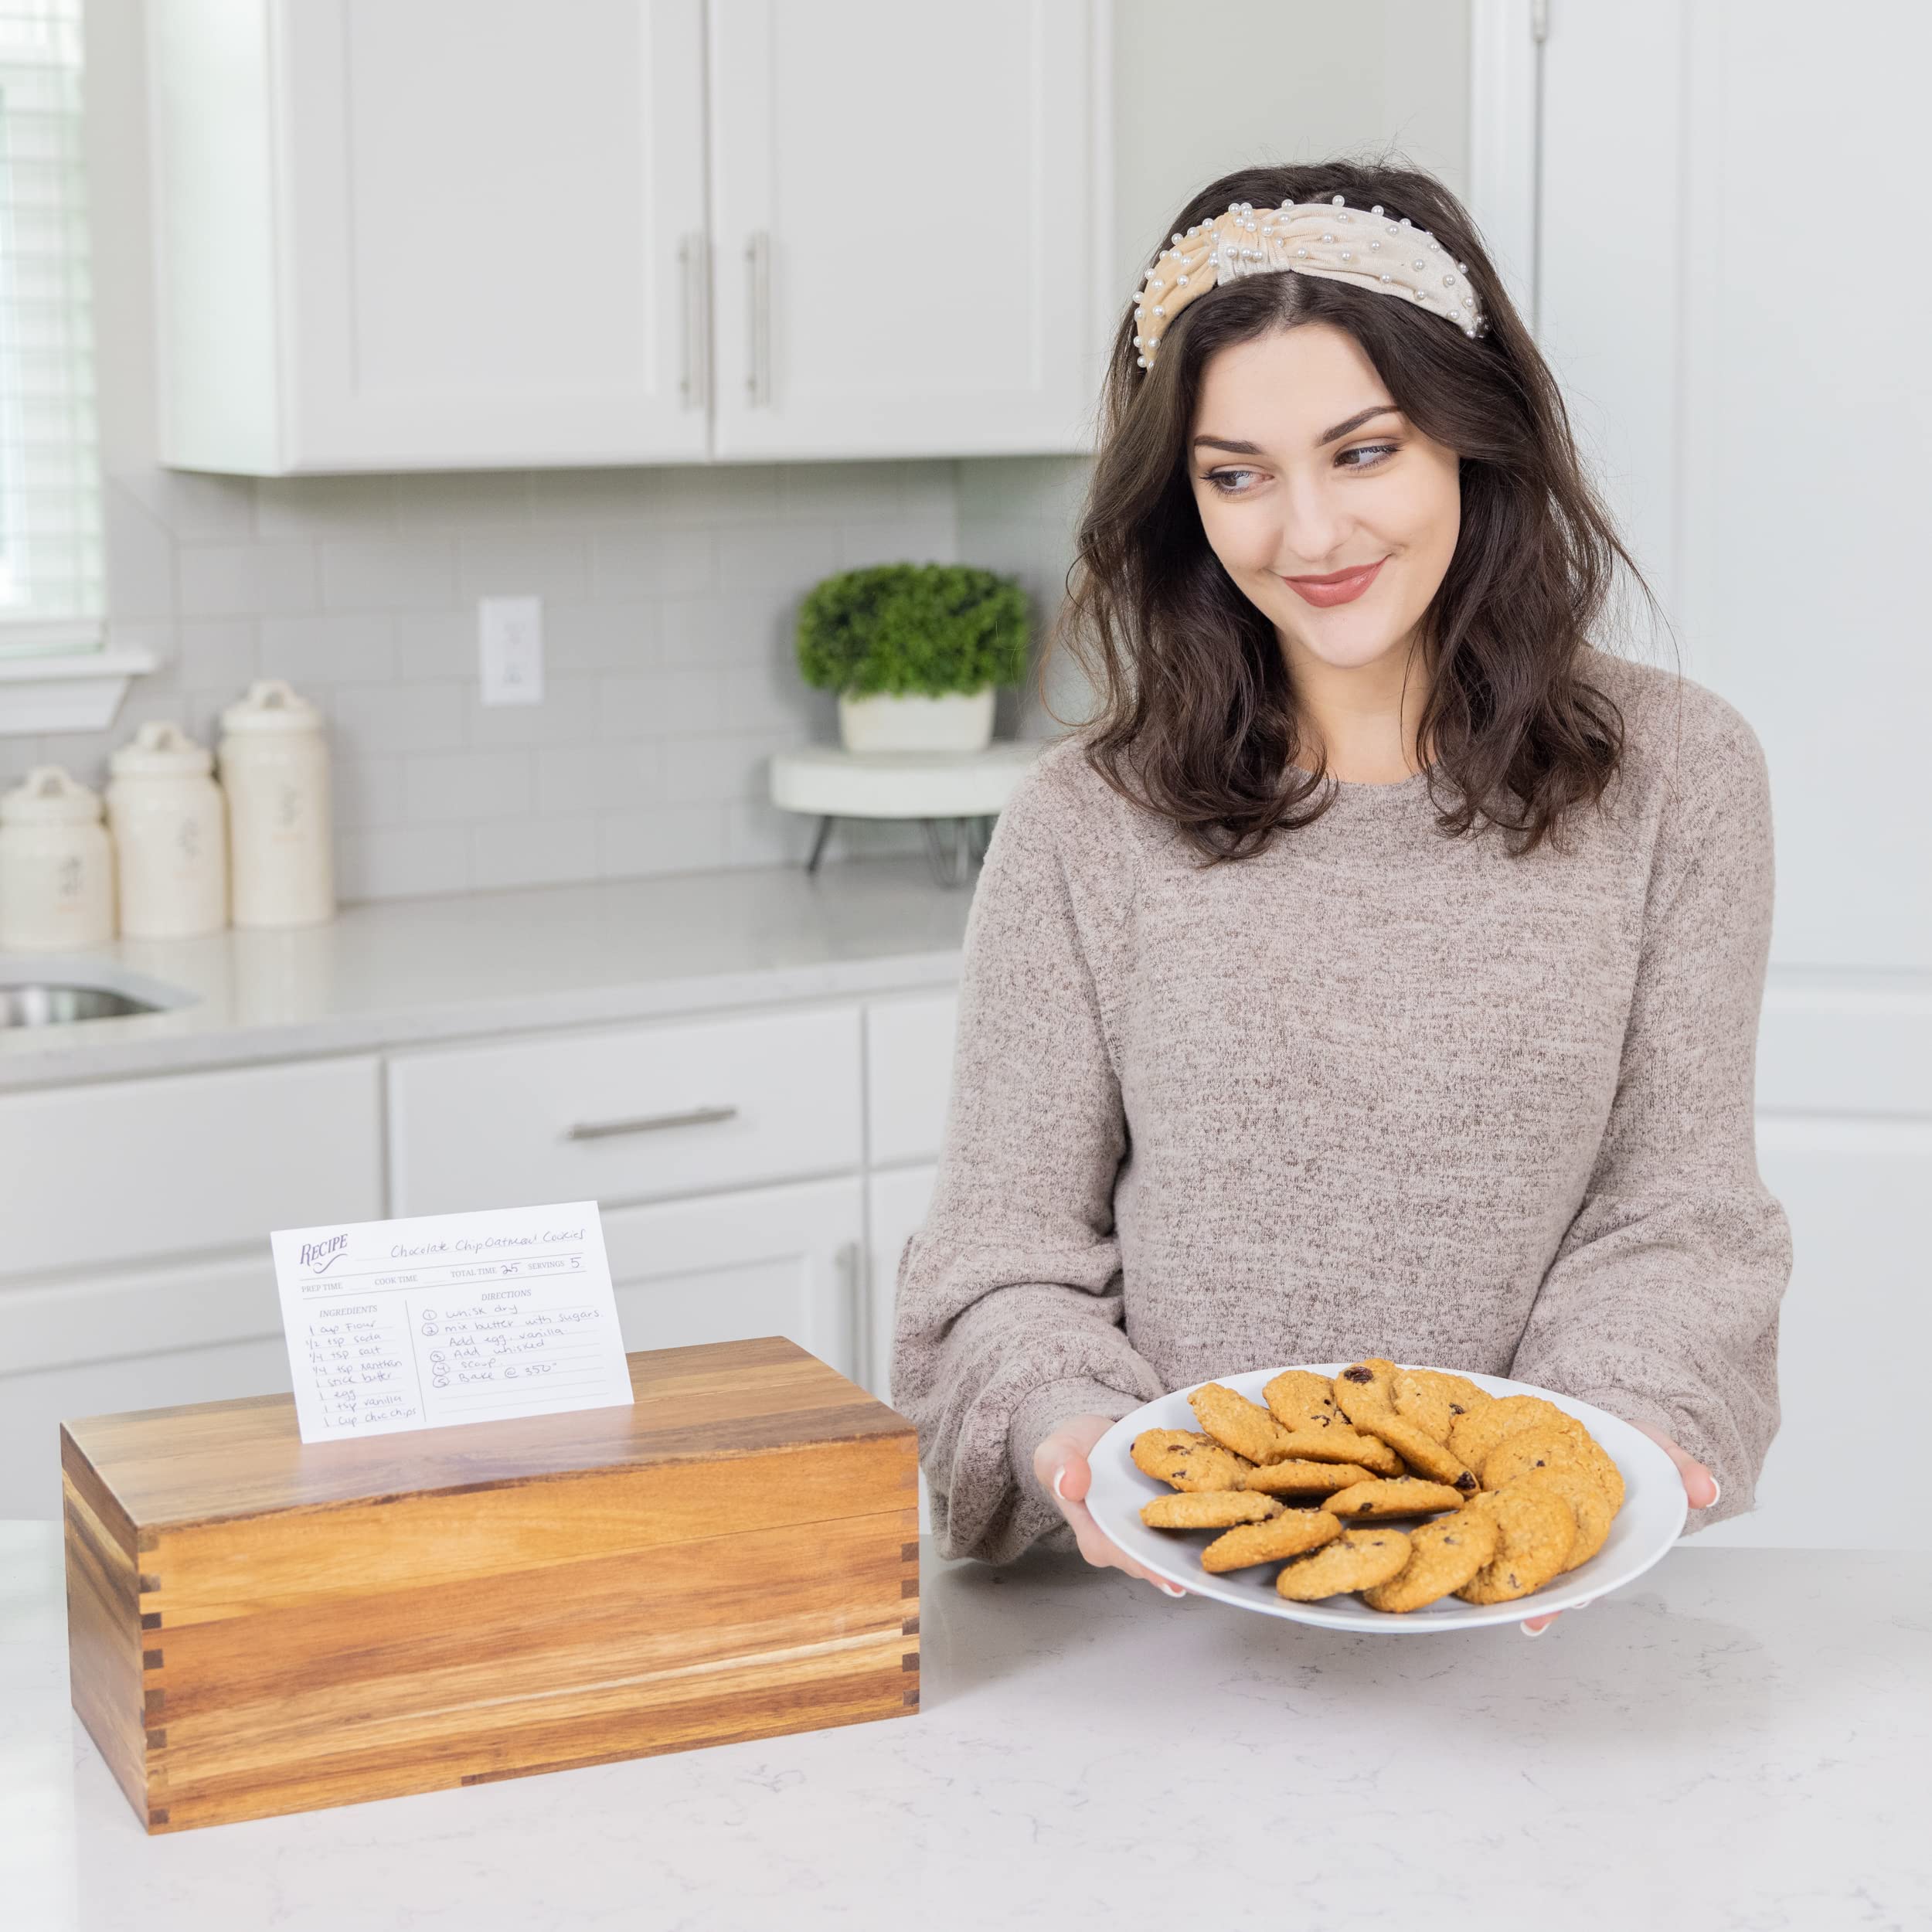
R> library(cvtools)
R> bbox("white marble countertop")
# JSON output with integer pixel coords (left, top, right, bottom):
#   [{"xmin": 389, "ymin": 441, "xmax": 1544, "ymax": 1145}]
[
  {"xmin": 0, "ymin": 858, "xmax": 972, "ymax": 1091},
  {"xmin": 3, "ymin": 1520, "xmax": 1925, "ymax": 1930}
]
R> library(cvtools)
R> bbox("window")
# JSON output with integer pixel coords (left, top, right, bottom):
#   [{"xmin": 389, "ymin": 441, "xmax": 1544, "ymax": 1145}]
[{"xmin": 0, "ymin": 0, "xmax": 100, "ymax": 656}]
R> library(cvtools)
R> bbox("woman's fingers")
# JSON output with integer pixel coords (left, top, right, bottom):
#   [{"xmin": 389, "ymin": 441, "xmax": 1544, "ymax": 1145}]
[
  {"xmin": 1627, "ymin": 1419, "xmax": 1721, "ymax": 1509},
  {"xmin": 1036, "ymin": 1417, "xmax": 1189, "ymax": 1597}
]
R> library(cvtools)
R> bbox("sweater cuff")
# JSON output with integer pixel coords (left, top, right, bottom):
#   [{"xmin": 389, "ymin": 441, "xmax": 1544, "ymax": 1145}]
[{"xmin": 1007, "ymin": 1376, "xmax": 1145, "ymax": 1505}]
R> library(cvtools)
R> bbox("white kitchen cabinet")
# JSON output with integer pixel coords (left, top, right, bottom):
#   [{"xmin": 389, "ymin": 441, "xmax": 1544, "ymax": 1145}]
[
  {"xmin": 865, "ymin": 1161, "xmax": 937, "ymax": 1403},
  {"xmin": 601, "ymin": 1176, "xmax": 863, "ymax": 1384},
  {"xmin": 706, "ymin": 0, "xmax": 1106, "ymax": 460},
  {"xmin": 864, "ymin": 991, "xmax": 958, "ymax": 1168},
  {"xmin": 0, "ymin": 1250, "xmax": 293, "ymax": 1519},
  {"xmin": 386, "ymin": 1003, "xmax": 864, "ymax": 1216},
  {"xmin": 148, "ymin": 0, "xmax": 711, "ymax": 471},
  {"xmin": 0, "ymin": 1053, "xmax": 383, "ymax": 1281},
  {"xmin": 147, "ymin": 0, "xmax": 1108, "ymax": 473}
]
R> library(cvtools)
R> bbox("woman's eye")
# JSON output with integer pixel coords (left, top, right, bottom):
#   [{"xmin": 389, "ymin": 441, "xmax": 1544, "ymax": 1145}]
[
  {"xmin": 1206, "ymin": 468, "xmax": 1260, "ymax": 495},
  {"xmin": 1340, "ymin": 442, "xmax": 1399, "ymax": 469}
]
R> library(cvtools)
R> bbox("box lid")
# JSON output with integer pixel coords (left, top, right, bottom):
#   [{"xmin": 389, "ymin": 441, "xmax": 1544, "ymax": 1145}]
[{"xmin": 60, "ymin": 1335, "xmax": 911, "ymax": 1535}]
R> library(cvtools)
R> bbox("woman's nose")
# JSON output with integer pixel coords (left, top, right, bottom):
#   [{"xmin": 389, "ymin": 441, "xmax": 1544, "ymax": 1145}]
[{"xmin": 1273, "ymin": 479, "xmax": 1354, "ymax": 573}]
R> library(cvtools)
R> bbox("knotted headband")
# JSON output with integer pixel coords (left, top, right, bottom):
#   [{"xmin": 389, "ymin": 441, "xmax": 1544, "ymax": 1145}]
[{"xmin": 1134, "ymin": 194, "xmax": 1485, "ymax": 368}]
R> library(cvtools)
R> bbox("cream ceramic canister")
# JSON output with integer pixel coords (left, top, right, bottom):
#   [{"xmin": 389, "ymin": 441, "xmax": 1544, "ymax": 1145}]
[
  {"xmin": 0, "ymin": 765, "xmax": 116, "ymax": 951},
  {"xmin": 217, "ymin": 679, "xmax": 335, "ymax": 928},
  {"xmin": 104, "ymin": 721, "xmax": 229, "ymax": 938}
]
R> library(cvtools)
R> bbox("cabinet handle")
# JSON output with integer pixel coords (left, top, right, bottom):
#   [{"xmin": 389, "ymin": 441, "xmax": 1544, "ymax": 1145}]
[
  {"xmin": 679, "ymin": 232, "xmax": 711, "ymax": 410},
  {"xmin": 838, "ymin": 1238, "xmax": 866, "ymax": 1391},
  {"xmin": 564, "ymin": 1104, "xmax": 739, "ymax": 1142},
  {"xmin": 746, "ymin": 230, "xmax": 772, "ymax": 407}
]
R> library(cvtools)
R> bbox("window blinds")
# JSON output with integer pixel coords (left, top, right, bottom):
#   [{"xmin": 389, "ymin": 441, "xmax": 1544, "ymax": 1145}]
[{"xmin": 0, "ymin": 0, "xmax": 101, "ymax": 655}]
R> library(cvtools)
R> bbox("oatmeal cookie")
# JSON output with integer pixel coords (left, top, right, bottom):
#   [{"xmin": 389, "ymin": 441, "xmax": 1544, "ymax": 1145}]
[
  {"xmin": 1360, "ymin": 1510, "xmax": 1502, "ymax": 1612},
  {"xmin": 1200, "ymin": 1508, "xmax": 1343, "ymax": 1572},
  {"xmin": 1502, "ymin": 1465, "xmax": 1614, "ymax": 1571},
  {"xmin": 1274, "ymin": 1527, "xmax": 1413, "ymax": 1600},
  {"xmin": 1262, "ymin": 1368, "xmax": 1342, "ymax": 1435},
  {"xmin": 1141, "ymin": 1490, "xmax": 1282, "ymax": 1530},
  {"xmin": 1321, "ymin": 1477, "xmax": 1468, "ymax": 1519},
  {"xmin": 1349, "ymin": 1409, "xmax": 1478, "ymax": 1492},
  {"xmin": 1447, "ymin": 1394, "xmax": 1582, "ymax": 1477},
  {"xmin": 1482, "ymin": 1425, "xmax": 1625, "ymax": 1514},
  {"xmin": 1391, "ymin": 1369, "xmax": 1456, "ymax": 1445},
  {"xmin": 1240, "ymin": 1458, "xmax": 1376, "ymax": 1495},
  {"xmin": 1189, "ymin": 1382, "xmax": 1300, "ymax": 1465},
  {"xmin": 1332, "ymin": 1357, "xmax": 1401, "ymax": 1425},
  {"xmin": 1453, "ymin": 1485, "xmax": 1577, "ymax": 1604},
  {"xmin": 1131, "ymin": 1428, "xmax": 1254, "ymax": 1493}
]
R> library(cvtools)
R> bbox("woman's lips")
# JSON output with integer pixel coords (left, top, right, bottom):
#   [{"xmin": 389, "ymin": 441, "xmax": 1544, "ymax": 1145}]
[{"xmin": 1282, "ymin": 556, "xmax": 1388, "ymax": 607}]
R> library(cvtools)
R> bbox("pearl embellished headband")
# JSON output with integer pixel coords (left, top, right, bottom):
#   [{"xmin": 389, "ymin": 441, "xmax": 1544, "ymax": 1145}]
[{"xmin": 1134, "ymin": 194, "xmax": 1485, "ymax": 369}]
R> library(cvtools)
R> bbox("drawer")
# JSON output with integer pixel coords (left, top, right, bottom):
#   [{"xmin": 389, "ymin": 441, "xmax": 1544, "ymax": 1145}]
[
  {"xmin": 0, "ymin": 1056, "xmax": 383, "ymax": 1281},
  {"xmin": 387, "ymin": 1004, "xmax": 863, "ymax": 1216},
  {"xmin": 865, "ymin": 991, "xmax": 959, "ymax": 1166}
]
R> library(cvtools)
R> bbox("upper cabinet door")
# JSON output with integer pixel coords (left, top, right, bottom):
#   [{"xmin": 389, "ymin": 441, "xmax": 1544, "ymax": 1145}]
[
  {"xmin": 149, "ymin": 0, "xmax": 710, "ymax": 472},
  {"xmin": 706, "ymin": 0, "xmax": 1108, "ymax": 461}
]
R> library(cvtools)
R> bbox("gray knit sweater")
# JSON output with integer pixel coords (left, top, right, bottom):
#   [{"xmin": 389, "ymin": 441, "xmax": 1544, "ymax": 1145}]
[{"xmin": 889, "ymin": 651, "xmax": 1791, "ymax": 1566}]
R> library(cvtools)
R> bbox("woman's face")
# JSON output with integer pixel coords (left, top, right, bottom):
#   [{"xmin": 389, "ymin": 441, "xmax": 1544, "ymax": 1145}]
[{"xmin": 1188, "ymin": 321, "xmax": 1461, "ymax": 676}]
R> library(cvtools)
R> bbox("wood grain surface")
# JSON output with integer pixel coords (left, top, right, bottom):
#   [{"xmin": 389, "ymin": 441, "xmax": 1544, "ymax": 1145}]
[{"xmin": 61, "ymin": 1336, "xmax": 920, "ymax": 1832}]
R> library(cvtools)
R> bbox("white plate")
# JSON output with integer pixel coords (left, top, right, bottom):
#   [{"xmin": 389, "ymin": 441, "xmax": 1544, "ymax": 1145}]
[{"xmin": 1086, "ymin": 1365, "xmax": 1688, "ymax": 1632}]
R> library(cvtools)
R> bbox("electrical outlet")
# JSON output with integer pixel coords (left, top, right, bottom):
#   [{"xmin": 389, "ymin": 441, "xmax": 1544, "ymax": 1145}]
[{"xmin": 478, "ymin": 595, "xmax": 544, "ymax": 706}]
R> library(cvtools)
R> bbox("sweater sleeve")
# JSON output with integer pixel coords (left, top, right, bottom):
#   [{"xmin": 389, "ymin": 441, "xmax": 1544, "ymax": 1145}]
[
  {"xmin": 889, "ymin": 753, "xmax": 1168, "ymax": 1565},
  {"xmin": 1511, "ymin": 695, "xmax": 1793, "ymax": 1531}
]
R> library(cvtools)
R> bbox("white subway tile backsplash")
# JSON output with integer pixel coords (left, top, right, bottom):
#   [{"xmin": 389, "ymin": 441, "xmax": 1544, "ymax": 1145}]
[
  {"xmin": 178, "ymin": 541, "xmax": 321, "ymax": 617},
  {"xmin": 329, "ymin": 679, "xmax": 468, "ymax": 754},
  {"xmin": 403, "ymin": 747, "xmax": 533, "ymax": 825},
  {"xmin": 456, "ymin": 529, "xmax": 590, "ymax": 603},
  {"xmin": 336, "ymin": 823, "xmax": 471, "ymax": 900},
  {"xmin": 319, "ymin": 539, "xmax": 457, "ymax": 611},
  {"xmin": 74, "ymin": 453, "xmax": 1070, "ymax": 903},
  {"xmin": 259, "ymin": 612, "xmax": 396, "ymax": 687},
  {"xmin": 174, "ymin": 619, "xmax": 259, "ymax": 695},
  {"xmin": 470, "ymin": 813, "xmax": 600, "ymax": 890},
  {"xmin": 594, "ymin": 668, "xmax": 725, "ymax": 741},
  {"xmin": 464, "ymin": 673, "xmax": 601, "ymax": 747},
  {"xmin": 598, "ymin": 802, "xmax": 730, "ymax": 878},
  {"xmin": 590, "ymin": 526, "xmax": 713, "ymax": 600},
  {"xmin": 543, "ymin": 603, "xmax": 658, "ymax": 673}
]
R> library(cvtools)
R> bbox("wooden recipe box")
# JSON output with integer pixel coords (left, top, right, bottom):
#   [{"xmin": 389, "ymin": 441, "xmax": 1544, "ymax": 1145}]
[{"xmin": 60, "ymin": 1336, "xmax": 920, "ymax": 1833}]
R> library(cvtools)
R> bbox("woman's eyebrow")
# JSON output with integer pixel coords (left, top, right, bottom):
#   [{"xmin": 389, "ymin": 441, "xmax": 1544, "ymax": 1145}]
[{"xmin": 1191, "ymin": 405, "xmax": 1402, "ymax": 458}]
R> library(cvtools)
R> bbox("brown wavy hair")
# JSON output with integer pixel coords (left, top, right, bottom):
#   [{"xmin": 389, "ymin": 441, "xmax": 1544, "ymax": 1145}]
[{"xmin": 1043, "ymin": 158, "xmax": 1669, "ymax": 861}]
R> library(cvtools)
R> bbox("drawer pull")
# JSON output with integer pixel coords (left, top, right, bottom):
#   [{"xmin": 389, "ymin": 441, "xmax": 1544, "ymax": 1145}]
[{"xmin": 564, "ymin": 1104, "xmax": 740, "ymax": 1142}]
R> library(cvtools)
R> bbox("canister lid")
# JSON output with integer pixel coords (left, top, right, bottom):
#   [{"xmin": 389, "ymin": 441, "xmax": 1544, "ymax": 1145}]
[
  {"xmin": 1, "ymin": 765, "xmax": 104, "ymax": 825},
  {"xmin": 109, "ymin": 719, "xmax": 214, "ymax": 778},
  {"xmin": 219, "ymin": 679, "xmax": 323, "ymax": 735}
]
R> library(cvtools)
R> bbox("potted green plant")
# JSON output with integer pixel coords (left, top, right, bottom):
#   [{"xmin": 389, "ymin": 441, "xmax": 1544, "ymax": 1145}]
[{"xmin": 795, "ymin": 562, "xmax": 1029, "ymax": 753}]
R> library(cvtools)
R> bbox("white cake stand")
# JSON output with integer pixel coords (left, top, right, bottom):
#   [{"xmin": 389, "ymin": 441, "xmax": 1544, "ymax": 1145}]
[{"xmin": 767, "ymin": 741, "xmax": 1045, "ymax": 886}]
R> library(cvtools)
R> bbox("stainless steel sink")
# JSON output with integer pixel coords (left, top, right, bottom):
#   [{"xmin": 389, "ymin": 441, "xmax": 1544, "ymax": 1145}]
[
  {"xmin": 1, "ymin": 981, "xmax": 168, "ymax": 1027},
  {"xmin": 0, "ymin": 961, "xmax": 196, "ymax": 1029}
]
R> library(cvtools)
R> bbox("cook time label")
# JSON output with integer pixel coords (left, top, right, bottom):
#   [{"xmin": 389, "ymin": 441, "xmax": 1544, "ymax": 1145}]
[{"xmin": 270, "ymin": 1200, "xmax": 633, "ymax": 1443}]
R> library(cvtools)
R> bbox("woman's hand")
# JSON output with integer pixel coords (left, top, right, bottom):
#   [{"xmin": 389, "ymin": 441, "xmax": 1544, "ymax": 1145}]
[
  {"xmin": 1034, "ymin": 1414, "xmax": 1189, "ymax": 1597},
  {"xmin": 1519, "ymin": 1418, "xmax": 1719, "ymax": 1635}
]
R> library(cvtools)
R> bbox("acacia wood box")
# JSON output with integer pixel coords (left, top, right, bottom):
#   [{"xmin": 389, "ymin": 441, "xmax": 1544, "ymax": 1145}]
[{"xmin": 61, "ymin": 1335, "xmax": 920, "ymax": 1833}]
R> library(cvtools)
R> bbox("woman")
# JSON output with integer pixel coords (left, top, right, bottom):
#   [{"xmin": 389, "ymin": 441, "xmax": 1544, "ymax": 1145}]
[{"xmin": 889, "ymin": 161, "xmax": 1791, "ymax": 1632}]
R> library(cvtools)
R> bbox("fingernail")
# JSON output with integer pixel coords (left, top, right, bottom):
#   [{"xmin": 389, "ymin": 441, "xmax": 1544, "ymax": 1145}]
[
  {"xmin": 1706, "ymin": 1477, "xmax": 1722, "ymax": 1508},
  {"xmin": 1051, "ymin": 1468, "xmax": 1066, "ymax": 1501},
  {"xmin": 1520, "ymin": 1620, "xmax": 1548, "ymax": 1638},
  {"xmin": 1159, "ymin": 1582, "xmax": 1186, "ymax": 1598}
]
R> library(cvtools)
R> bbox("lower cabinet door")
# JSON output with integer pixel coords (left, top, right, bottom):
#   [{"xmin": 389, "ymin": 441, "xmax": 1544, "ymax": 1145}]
[
  {"xmin": 600, "ymin": 1176, "xmax": 865, "ymax": 1385},
  {"xmin": 0, "ymin": 1250, "xmax": 292, "ymax": 1520},
  {"xmin": 866, "ymin": 1162, "xmax": 938, "ymax": 1404}
]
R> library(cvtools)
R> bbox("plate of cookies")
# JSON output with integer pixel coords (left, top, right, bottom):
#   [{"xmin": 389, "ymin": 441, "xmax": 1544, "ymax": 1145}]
[{"xmin": 1085, "ymin": 1357, "xmax": 1686, "ymax": 1631}]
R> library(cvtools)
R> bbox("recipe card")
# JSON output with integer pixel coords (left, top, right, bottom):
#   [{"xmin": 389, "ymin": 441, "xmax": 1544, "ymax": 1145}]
[{"xmin": 270, "ymin": 1201, "xmax": 634, "ymax": 1444}]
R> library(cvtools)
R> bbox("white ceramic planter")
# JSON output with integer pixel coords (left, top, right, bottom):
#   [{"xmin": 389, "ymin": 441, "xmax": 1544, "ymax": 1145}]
[{"xmin": 838, "ymin": 688, "xmax": 995, "ymax": 754}]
